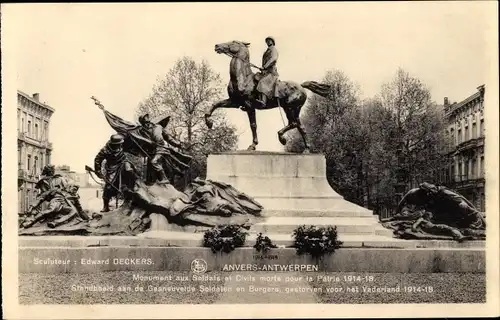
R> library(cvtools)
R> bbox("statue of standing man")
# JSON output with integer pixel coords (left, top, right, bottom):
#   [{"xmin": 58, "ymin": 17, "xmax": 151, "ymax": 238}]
[
  {"xmin": 138, "ymin": 114, "xmax": 193, "ymax": 184},
  {"xmin": 256, "ymin": 36, "xmax": 279, "ymax": 107},
  {"xmin": 94, "ymin": 134, "xmax": 139, "ymax": 212}
]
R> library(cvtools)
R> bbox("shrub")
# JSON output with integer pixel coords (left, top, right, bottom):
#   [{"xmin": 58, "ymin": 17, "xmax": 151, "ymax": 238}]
[
  {"xmin": 292, "ymin": 225, "xmax": 343, "ymax": 258},
  {"xmin": 253, "ymin": 233, "xmax": 277, "ymax": 253},
  {"xmin": 203, "ymin": 224, "xmax": 247, "ymax": 253}
]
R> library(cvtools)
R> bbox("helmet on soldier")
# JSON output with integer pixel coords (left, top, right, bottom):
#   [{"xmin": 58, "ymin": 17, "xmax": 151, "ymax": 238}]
[
  {"xmin": 265, "ymin": 37, "xmax": 275, "ymax": 46},
  {"xmin": 109, "ymin": 134, "xmax": 125, "ymax": 145},
  {"xmin": 138, "ymin": 113, "xmax": 150, "ymax": 126}
]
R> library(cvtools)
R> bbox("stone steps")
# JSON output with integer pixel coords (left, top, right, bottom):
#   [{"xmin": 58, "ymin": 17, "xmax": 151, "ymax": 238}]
[
  {"xmin": 250, "ymin": 216, "xmax": 391, "ymax": 236},
  {"xmin": 261, "ymin": 209, "xmax": 373, "ymax": 217},
  {"xmin": 254, "ymin": 197, "xmax": 371, "ymax": 212}
]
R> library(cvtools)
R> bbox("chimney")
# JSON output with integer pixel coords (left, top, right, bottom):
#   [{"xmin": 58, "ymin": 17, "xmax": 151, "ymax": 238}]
[
  {"xmin": 32, "ymin": 93, "xmax": 40, "ymax": 101},
  {"xmin": 444, "ymin": 97, "xmax": 449, "ymax": 106}
]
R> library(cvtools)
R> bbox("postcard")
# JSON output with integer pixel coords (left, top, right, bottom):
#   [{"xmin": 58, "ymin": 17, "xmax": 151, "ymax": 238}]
[{"xmin": 2, "ymin": 2, "xmax": 499, "ymax": 319}]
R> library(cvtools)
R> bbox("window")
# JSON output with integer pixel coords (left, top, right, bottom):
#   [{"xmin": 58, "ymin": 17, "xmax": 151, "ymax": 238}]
[
  {"xmin": 27, "ymin": 120, "xmax": 32, "ymax": 135},
  {"xmin": 44, "ymin": 122, "xmax": 49, "ymax": 141},
  {"xmin": 40, "ymin": 152, "xmax": 44, "ymax": 170},
  {"xmin": 34, "ymin": 156, "xmax": 38, "ymax": 175},
  {"xmin": 471, "ymin": 158, "xmax": 476, "ymax": 178},
  {"xmin": 472, "ymin": 122, "xmax": 477, "ymax": 139},
  {"xmin": 23, "ymin": 112, "xmax": 27, "ymax": 131},
  {"xmin": 26, "ymin": 189, "xmax": 31, "ymax": 211},
  {"xmin": 480, "ymin": 193, "xmax": 485, "ymax": 211},
  {"xmin": 27, "ymin": 155, "xmax": 31, "ymax": 171},
  {"xmin": 464, "ymin": 160, "xmax": 469, "ymax": 180},
  {"xmin": 18, "ymin": 149, "xmax": 21, "ymax": 166},
  {"xmin": 457, "ymin": 129, "xmax": 462, "ymax": 144},
  {"xmin": 34, "ymin": 123, "xmax": 39, "ymax": 140},
  {"xmin": 450, "ymin": 128, "xmax": 455, "ymax": 147},
  {"xmin": 480, "ymin": 156, "xmax": 484, "ymax": 177},
  {"xmin": 464, "ymin": 125, "xmax": 469, "ymax": 141},
  {"xmin": 457, "ymin": 162, "xmax": 462, "ymax": 181},
  {"xmin": 480, "ymin": 119, "xmax": 484, "ymax": 136},
  {"xmin": 21, "ymin": 117, "xmax": 25, "ymax": 133}
]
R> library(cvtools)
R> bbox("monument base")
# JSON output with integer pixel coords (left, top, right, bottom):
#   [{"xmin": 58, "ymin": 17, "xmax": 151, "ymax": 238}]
[
  {"xmin": 18, "ymin": 244, "xmax": 485, "ymax": 274},
  {"xmin": 204, "ymin": 151, "xmax": 392, "ymax": 238}
]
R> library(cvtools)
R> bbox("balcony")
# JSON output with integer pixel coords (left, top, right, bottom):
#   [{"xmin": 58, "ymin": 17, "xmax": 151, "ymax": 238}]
[
  {"xmin": 451, "ymin": 176, "xmax": 485, "ymax": 190},
  {"xmin": 455, "ymin": 137, "xmax": 484, "ymax": 154},
  {"xmin": 41, "ymin": 141, "xmax": 53, "ymax": 150},
  {"xmin": 18, "ymin": 168, "xmax": 28, "ymax": 180},
  {"xmin": 18, "ymin": 131, "xmax": 53, "ymax": 150}
]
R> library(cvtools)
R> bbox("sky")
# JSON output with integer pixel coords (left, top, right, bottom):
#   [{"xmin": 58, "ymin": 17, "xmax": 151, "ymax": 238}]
[{"xmin": 5, "ymin": 2, "xmax": 496, "ymax": 172}]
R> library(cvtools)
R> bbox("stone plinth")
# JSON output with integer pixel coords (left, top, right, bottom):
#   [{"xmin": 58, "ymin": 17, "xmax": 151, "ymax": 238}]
[
  {"xmin": 18, "ymin": 246, "xmax": 485, "ymax": 273},
  {"xmin": 206, "ymin": 151, "xmax": 391, "ymax": 238},
  {"xmin": 207, "ymin": 151, "xmax": 342, "ymax": 198}
]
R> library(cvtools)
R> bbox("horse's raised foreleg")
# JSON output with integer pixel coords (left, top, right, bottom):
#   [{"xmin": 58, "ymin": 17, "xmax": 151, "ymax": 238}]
[
  {"xmin": 205, "ymin": 99, "xmax": 238, "ymax": 129},
  {"xmin": 277, "ymin": 123, "xmax": 297, "ymax": 146},
  {"xmin": 277, "ymin": 107, "xmax": 298, "ymax": 146},
  {"xmin": 246, "ymin": 108, "xmax": 258, "ymax": 151}
]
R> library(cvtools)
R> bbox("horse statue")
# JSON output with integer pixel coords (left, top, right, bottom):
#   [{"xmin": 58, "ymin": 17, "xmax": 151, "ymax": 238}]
[{"xmin": 204, "ymin": 40, "xmax": 334, "ymax": 153}]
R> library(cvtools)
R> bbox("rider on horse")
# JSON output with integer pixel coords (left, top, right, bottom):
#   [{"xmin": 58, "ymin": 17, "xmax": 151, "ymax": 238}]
[{"xmin": 255, "ymin": 37, "xmax": 279, "ymax": 107}]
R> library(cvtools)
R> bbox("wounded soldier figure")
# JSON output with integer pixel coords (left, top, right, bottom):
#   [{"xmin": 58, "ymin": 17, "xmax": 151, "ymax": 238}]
[
  {"xmin": 21, "ymin": 184, "xmax": 83, "ymax": 229},
  {"xmin": 411, "ymin": 211, "xmax": 466, "ymax": 242},
  {"xmin": 382, "ymin": 182, "xmax": 486, "ymax": 241}
]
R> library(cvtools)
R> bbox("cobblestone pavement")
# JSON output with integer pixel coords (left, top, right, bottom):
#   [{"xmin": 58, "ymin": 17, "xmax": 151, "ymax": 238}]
[{"xmin": 19, "ymin": 272, "xmax": 485, "ymax": 304}]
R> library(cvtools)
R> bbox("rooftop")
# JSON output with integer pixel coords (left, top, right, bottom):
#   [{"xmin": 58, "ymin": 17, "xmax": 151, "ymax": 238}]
[
  {"xmin": 17, "ymin": 90, "xmax": 55, "ymax": 113},
  {"xmin": 445, "ymin": 85, "xmax": 485, "ymax": 116}
]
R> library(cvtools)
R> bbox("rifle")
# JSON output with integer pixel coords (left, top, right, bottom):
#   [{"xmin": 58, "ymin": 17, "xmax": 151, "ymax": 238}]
[{"xmin": 85, "ymin": 165, "xmax": 124, "ymax": 196}]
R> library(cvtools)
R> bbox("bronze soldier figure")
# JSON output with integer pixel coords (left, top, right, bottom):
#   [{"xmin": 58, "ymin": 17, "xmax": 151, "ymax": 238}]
[
  {"xmin": 24, "ymin": 164, "xmax": 69, "ymax": 217},
  {"xmin": 411, "ymin": 211, "xmax": 466, "ymax": 241},
  {"xmin": 94, "ymin": 134, "xmax": 138, "ymax": 212},
  {"xmin": 256, "ymin": 36, "xmax": 279, "ymax": 107},
  {"xmin": 35, "ymin": 164, "xmax": 68, "ymax": 194},
  {"xmin": 66, "ymin": 185, "xmax": 91, "ymax": 221},
  {"xmin": 138, "ymin": 113, "xmax": 192, "ymax": 184},
  {"xmin": 21, "ymin": 184, "xmax": 79, "ymax": 229}
]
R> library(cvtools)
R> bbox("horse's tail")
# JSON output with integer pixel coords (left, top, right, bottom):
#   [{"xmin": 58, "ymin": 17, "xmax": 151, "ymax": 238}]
[{"xmin": 301, "ymin": 81, "xmax": 334, "ymax": 98}]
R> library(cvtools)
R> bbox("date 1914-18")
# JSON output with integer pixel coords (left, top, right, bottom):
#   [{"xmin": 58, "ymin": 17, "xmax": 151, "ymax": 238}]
[{"xmin": 404, "ymin": 286, "xmax": 434, "ymax": 293}]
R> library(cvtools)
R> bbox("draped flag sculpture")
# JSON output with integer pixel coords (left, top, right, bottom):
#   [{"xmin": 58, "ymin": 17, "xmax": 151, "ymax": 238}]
[{"xmin": 18, "ymin": 98, "xmax": 263, "ymax": 236}]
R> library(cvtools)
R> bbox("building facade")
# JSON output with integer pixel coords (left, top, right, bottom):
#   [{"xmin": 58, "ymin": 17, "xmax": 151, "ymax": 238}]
[
  {"xmin": 55, "ymin": 165, "xmax": 93, "ymax": 188},
  {"xmin": 18, "ymin": 91, "xmax": 55, "ymax": 215},
  {"xmin": 438, "ymin": 85, "xmax": 485, "ymax": 211},
  {"xmin": 55, "ymin": 165, "xmax": 102, "ymax": 203}
]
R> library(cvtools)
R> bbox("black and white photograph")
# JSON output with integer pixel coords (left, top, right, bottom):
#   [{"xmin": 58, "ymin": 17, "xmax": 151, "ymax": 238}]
[{"xmin": 1, "ymin": 2, "xmax": 499, "ymax": 319}]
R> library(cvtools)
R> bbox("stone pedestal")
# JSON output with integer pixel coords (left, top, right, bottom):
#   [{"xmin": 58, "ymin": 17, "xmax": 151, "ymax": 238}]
[{"xmin": 207, "ymin": 151, "xmax": 392, "ymax": 238}]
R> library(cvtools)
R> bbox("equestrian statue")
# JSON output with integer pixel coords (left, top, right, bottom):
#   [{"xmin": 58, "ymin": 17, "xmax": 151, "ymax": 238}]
[{"xmin": 204, "ymin": 37, "xmax": 334, "ymax": 153}]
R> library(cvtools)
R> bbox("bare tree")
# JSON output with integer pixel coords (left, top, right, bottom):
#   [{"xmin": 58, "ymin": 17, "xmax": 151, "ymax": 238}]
[{"xmin": 136, "ymin": 56, "xmax": 238, "ymax": 181}]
